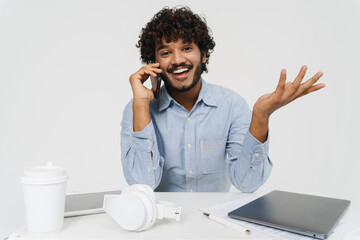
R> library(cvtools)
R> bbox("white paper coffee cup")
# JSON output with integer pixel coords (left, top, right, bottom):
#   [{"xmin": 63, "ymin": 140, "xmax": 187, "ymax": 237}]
[{"xmin": 20, "ymin": 162, "xmax": 69, "ymax": 233}]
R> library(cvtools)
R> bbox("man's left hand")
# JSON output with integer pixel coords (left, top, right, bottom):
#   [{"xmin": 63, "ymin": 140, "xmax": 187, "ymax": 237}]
[{"xmin": 253, "ymin": 65, "xmax": 325, "ymax": 120}]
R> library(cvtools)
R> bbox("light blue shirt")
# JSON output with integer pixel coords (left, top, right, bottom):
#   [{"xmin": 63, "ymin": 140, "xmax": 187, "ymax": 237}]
[{"xmin": 120, "ymin": 79, "xmax": 272, "ymax": 192}]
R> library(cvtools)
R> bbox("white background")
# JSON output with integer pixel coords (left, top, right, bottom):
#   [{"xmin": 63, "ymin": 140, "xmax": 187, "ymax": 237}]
[{"xmin": 1, "ymin": 0, "xmax": 360, "ymax": 238}]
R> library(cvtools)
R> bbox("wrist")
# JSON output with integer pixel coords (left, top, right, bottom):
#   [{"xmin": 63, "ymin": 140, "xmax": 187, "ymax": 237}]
[
  {"xmin": 132, "ymin": 100, "xmax": 151, "ymax": 132},
  {"xmin": 133, "ymin": 98, "xmax": 151, "ymax": 108},
  {"xmin": 251, "ymin": 110, "xmax": 269, "ymax": 125},
  {"xmin": 249, "ymin": 112, "xmax": 269, "ymax": 143}
]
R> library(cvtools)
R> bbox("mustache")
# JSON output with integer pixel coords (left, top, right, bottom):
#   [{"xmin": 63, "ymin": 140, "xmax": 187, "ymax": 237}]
[{"xmin": 167, "ymin": 63, "xmax": 193, "ymax": 73}]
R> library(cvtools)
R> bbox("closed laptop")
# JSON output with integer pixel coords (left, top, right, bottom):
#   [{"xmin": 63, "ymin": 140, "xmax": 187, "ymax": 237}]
[{"xmin": 228, "ymin": 190, "xmax": 350, "ymax": 239}]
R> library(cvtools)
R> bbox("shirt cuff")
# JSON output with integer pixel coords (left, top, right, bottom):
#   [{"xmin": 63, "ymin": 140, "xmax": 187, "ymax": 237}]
[
  {"xmin": 243, "ymin": 129, "xmax": 270, "ymax": 166},
  {"xmin": 130, "ymin": 121, "xmax": 156, "ymax": 152}
]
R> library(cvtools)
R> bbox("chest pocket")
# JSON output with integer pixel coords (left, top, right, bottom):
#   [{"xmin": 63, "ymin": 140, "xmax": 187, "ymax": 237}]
[{"xmin": 200, "ymin": 137, "xmax": 227, "ymax": 174}]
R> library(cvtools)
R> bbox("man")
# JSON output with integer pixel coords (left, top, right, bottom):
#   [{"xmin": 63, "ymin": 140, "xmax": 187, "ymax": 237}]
[{"xmin": 120, "ymin": 7, "xmax": 325, "ymax": 192}]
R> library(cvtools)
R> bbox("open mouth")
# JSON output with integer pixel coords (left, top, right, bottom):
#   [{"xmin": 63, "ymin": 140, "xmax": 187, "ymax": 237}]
[{"xmin": 169, "ymin": 66, "xmax": 193, "ymax": 80}]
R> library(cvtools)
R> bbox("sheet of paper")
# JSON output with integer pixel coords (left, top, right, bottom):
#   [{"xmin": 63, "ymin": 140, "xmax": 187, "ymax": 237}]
[{"xmin": 200, "ymin": 195, "xmax": 360, "ymax": 240}]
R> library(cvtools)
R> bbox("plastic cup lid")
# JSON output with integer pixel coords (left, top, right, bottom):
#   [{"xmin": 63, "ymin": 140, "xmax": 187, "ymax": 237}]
[{"xmin": 20, "ymin": 162, "xmax": 69, "ymax": 185}]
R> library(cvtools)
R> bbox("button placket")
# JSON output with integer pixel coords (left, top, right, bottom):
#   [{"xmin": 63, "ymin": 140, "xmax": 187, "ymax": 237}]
[
  {"xmin": 184, "ymin": 115, "xmax": 191, "ymax": 191},
  {"xmin": 185, "ymin": 114, "xmax": 196, "ymax": 192}
]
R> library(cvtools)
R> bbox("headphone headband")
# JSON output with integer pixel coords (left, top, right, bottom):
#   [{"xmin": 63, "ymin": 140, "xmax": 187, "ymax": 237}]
[{"xmin": 157, "ymin": 200, "xmax": 181, "ymax": 221}]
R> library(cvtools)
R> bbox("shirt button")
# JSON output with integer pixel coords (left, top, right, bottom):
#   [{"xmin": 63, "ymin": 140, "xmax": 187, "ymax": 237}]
[
  {"xmin": 187, "ymin": 117, "xmax": 191, "ymax": 122},
  {"xmin": 189, "ymin": 170, "xmax": 193, "ymax": 174},
  {"xmin": 187, "ymin": 143, "xmax": 192, "ymax": 148},
  {"xmin": 189, "ymin": 189, "xmax": 193, "ymax": 192},
  {"xmin": 146, "ymin": 139, "xmax": 151, "ymax": 143},
  {"xmin": 254, "ymin": 153, "xmax": 260, "ymax": 157}
]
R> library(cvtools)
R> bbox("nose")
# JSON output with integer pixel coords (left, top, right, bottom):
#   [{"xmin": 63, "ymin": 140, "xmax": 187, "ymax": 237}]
[{"xmin": 171, "ymin": 49, "xmax": 186, "ymax": 66}]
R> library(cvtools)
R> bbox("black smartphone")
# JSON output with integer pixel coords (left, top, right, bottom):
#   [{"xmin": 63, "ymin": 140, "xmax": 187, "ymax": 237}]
[
  {"xmin": 150, "ymin": 62, "xmax": 162, "ymax": 98},
  {"xmin": 150, "ymin": 74, "xmax": 161, "ymax": 98}
]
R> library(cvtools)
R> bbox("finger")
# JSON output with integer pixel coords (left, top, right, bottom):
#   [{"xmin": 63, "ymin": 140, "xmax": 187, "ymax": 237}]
[
  {"xmin": 291, "ymin": 71, "xmax": 324, "ymax": 99},
  {"xmin": 295, "ymin": 83, "xmax": 326, "ymax": 99},
  {"xmin": 135, "ymin": 67, "xmax": 162, "ymax": 82},
  {"xmin": 293, "ymin": 65, "xmax": 308, "ymax": 86},
  {"xmin": 142, "ymin": 69, "xmax": 158, "ymax": 79},
  {"xmin": 282, "ymin": 65, "xmax": 308, "ymax": 100},
  {"xmin": 275, "ymin": 68, "xmax": 287, "ymax": 94},
  {"xmin": 144, "ymin": 86, "xmax": 155, "ymax": 100},
  {"xmin": 140, "ymin": 63, "xmax": 160, "ymax": 72},
  {"xmin": 130, "ymin": 81, "xmax": 155, "ymax": 101},
  {"xmin": 145, "ymin": 67, "xmax": 163, "ymax": 78},
  {"xmin": 136, "ymin": 82, "xmax": 155, "ymax": 100},
  {"xmin": 147, "ymin": 62, "xmax": 160, "ymax": 68},
  {"xmin": 142, "ymin": 64, "xmax": 163, "ymax": 75},
  {"xmin": 132, "ymin": 69, "xmax": 151, "ymax": 84},
  {"xmin": 306, "ymin": 71, "xmax": 324, "ymax": 87},
  {"xmin": 146, "ymin": 67, "xmax": 162, "ymax": 74}
]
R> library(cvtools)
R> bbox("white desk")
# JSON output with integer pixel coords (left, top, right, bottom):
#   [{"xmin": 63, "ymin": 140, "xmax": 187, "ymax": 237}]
[{"xmin": 8, "ymin": 192, "xmax": 360, "ymax": 240}]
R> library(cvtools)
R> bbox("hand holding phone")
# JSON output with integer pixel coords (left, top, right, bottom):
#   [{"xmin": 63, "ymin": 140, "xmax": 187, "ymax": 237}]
[{"xmin": 129, "ymin": 62, "xmax": 162, "ymax": 101}]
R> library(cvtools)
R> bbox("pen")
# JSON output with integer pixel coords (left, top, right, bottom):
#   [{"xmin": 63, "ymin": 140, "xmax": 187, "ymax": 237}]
[{"xmin": 203, "ymin": 212, "xmax": 251, "ymax": 235}]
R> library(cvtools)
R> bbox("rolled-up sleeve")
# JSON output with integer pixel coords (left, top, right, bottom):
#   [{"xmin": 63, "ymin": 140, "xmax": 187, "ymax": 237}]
[{"xmin": 120, "ymin": 101, "xmax": 164, "ymax": 189}]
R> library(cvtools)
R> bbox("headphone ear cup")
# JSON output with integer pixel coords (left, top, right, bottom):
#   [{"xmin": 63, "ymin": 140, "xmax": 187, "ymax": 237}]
[
  {"xmin": 108, "ymin": 191, "xmax": 148, "ymax": 231},
  {"xmin": 104, "ymin": 184, "xmax": 181, "ymax": 232},
  {"xmin": 130, "ymin": 184, "xmax": 158, "ymax": 231}
]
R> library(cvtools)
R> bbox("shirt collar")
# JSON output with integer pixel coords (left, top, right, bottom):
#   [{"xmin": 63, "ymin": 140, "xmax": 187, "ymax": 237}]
[{"xmin": 158, "ymin": 78, "xmax": 218, "ymax": 112}]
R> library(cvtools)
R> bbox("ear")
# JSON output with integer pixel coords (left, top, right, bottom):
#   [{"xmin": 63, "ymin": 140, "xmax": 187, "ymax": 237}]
[{"xmin": 202, "ymin": 51, "xmax": 207, "ymax": 63}]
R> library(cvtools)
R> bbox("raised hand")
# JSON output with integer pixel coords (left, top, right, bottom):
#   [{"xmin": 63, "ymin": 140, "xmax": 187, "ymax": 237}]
[
  {"xmin": 253, "ymin": 65, "xmax": 325, "ymax": 120},
  {"xmin": 249, "ymin": 66, "xmax": 325, "ymax": 142},
  {"xmin": 129, "ymin": 63, "xmax": 163, "ymax": 132},
  {"xmin": 129, "ymin": 62, "xmax": 163, "ymax": 102}
]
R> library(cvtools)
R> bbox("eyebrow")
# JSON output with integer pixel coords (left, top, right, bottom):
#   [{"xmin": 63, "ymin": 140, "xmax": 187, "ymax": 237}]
[
  {"xmin": 157, "ymin": 45, "xmax": 169, "ymax": 52},
  {"xmin": 156, "ymin": 41, "xmax": 194, "ymax": 52}
]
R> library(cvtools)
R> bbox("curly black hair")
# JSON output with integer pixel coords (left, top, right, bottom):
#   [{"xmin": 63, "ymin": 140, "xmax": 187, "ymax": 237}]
[{"xmin": 136, "ymin": 6, "xmax": 215, "ymax": 73}]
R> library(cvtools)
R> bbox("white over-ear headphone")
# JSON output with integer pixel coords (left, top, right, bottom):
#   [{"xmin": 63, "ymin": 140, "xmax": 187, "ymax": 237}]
[{"xmin": 103, "ymin": 184, "xmax": 181, "ymax": 232}]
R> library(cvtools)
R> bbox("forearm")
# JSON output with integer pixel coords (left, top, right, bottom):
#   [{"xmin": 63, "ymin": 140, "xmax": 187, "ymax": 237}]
[
  {"xmin": 129, "ymin": 62, "xmax": 162, "ymax": 132},
  {"xmin": 228, "ymin": 130, "xmax": 272, "ymax": 193},
  {"xmin": 227, "ymin": 96, "xmax": 272, "ymax": 192},
  {"xmin": 121, "ymin": 101, "xmax": 163, "ymax": 189},
  {"xmin": 132, "ymin": 99, "xmax": 151, "ymax": 132},
  {"xmin": 122, "ymin": 146, "xmax": 163, "ymax": 189}
]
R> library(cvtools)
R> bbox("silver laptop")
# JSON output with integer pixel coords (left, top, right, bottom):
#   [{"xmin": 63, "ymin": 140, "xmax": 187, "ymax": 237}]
[{"xmin": 228, "ymin": 190, "xmax": 350, "ymax": 239}]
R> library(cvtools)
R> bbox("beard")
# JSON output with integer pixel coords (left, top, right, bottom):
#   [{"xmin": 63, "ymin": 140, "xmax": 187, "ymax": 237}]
[{"xmin": 161, "ymin": 62, "xmax": 203, "ymax": 93}]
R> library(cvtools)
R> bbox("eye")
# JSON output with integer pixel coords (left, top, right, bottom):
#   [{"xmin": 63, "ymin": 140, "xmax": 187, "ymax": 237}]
[
  {"xmin": 183, "ymin": 46, "xmax": 193, "ymax": 51},
  {"xmin": 160, "ymin": 51, "xmax": 170, "ymax": 56}
]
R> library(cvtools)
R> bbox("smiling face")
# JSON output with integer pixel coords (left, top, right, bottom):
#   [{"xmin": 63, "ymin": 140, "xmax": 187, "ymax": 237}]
[{"xmin": 155, "ymin": 38, "xmax": 206, "ymax": 93}]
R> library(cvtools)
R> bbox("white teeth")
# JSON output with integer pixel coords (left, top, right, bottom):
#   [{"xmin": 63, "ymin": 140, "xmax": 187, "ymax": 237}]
[{"xmin": 173, "ymin": 68, "xmax": 189, "ymax": 74}]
